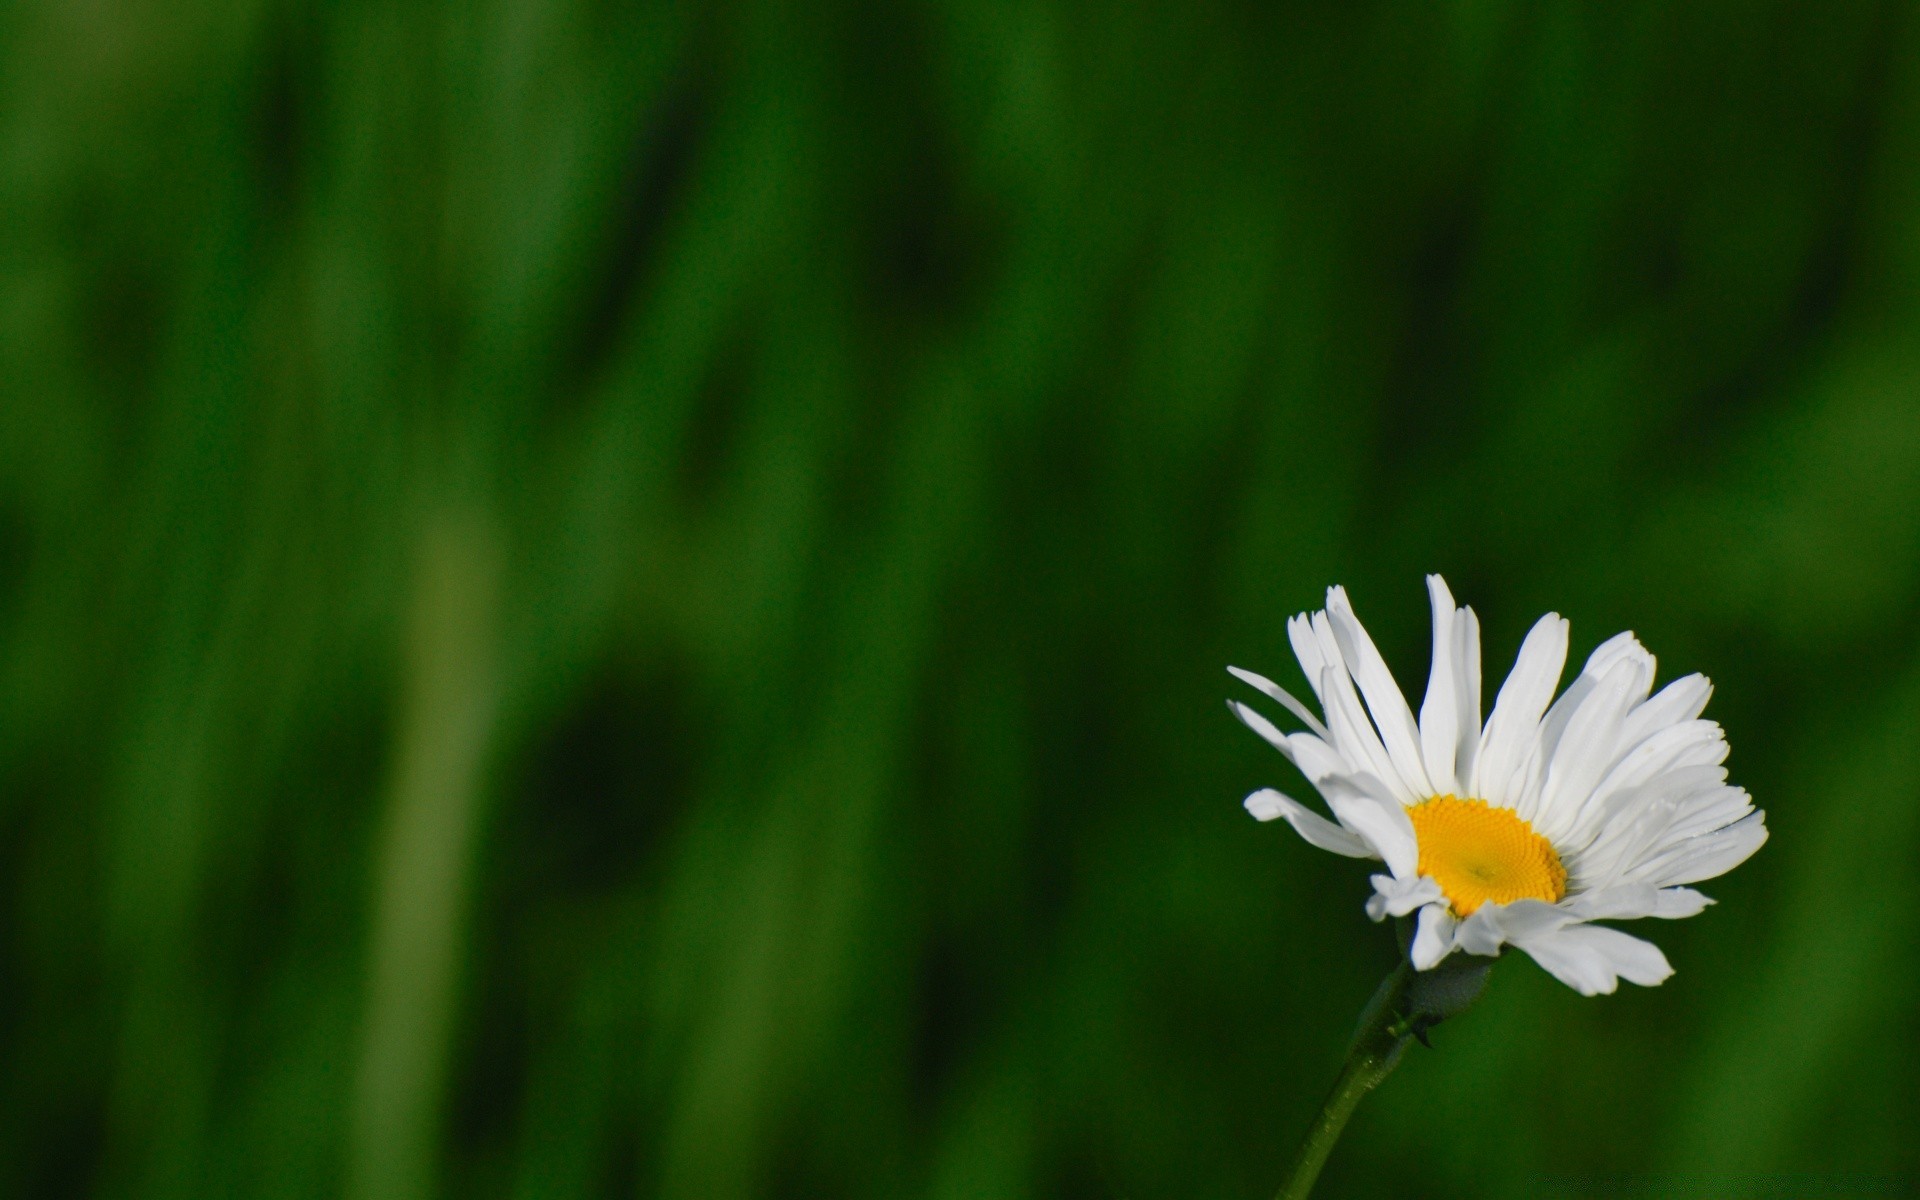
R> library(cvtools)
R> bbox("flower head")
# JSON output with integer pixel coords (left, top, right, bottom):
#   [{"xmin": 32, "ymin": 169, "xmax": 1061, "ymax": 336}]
[{"xmin": 1229, "ymin": 576, "xmax": 1766, "ymax": 995}]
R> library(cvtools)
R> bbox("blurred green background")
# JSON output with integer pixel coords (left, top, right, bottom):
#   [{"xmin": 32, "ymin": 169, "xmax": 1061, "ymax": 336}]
[{"xmin": 4, "ymin": 1, "xmax": 1918, "ymax": 1197}]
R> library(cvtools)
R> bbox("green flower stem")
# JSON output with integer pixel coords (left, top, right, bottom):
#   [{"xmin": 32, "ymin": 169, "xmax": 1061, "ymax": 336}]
[
  {"xmin": 1275, "ymin": 931, "xmax": 1494, "ymax": 1199},
  {"xmin": 1276, "ymin": 961, "xmax": 1416, "ymax": 1200}
]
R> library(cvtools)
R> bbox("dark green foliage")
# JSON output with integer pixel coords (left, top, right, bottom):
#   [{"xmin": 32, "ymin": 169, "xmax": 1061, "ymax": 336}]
[{"xmin": 1, "ymin": 1, "xmax": 1915, "ymax": 1197}]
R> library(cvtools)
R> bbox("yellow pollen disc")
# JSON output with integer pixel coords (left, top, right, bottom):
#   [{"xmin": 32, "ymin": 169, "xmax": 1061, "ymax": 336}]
[{"xmin": 1407, "ymin": 795, "xmax": 1567, "ymax": 917}]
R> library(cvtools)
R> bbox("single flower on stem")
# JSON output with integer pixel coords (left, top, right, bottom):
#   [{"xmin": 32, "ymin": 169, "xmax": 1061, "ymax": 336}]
[{"xmin": 1229, "ymin": 576, "xmax": 1766, "ymax": 1198}]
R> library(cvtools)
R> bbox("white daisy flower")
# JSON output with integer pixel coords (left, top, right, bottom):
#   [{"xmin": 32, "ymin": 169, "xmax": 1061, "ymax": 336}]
[{"xmin": 1229, "ymin": 575, "xmax": 1767, "ymax": 996}]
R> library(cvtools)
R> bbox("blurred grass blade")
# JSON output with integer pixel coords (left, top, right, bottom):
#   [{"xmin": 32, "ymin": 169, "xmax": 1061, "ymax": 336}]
[{"xmin": 347, "ymin": 501, "xmax": 501, "ymax": 1200}]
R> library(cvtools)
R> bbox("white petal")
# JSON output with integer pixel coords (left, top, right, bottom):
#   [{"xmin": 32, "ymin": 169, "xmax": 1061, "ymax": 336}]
[
  {"xmin": 1586, "ymin": 631, "xmax": 1654, "ymax": 683},
  {"xmin": 1618, "ymin": 673, "xmax": 1713, "ymax": 749},
  {"xmin": 1483, "ymin": 897, "xmax": 1572, "ymax": 941},
  {"xmin": 1568, "ymin": 767, "xmax": 1740, "ymax": 890},
  {"xmin": 1287, "ymin": 613, "xmax": 1332, "ymax": 707},
  {"xmin": 1513, "ymin": 923, "xmax": 1673, "ymax": 994},
  {"xmin": 1230, "ymin": 698, "xmax": 1374, "ymax": 790},
  {"xmin": 1629, "ymin": 811, "xmax": 1769, "ymax": 886},
  {"xmin": 1323, "ymin": 774, "xmax": 1419, "ymax": 879},
  {"xmin": 1447, "ymin": 898, "xmax": 1575, "ymax": 960},
  {"xmin": 1233, "ymin": 701, "xmax": 1375, "ymax": 808},
  {"xmin": 1283, "ymin": 732, "xmax": 1353, "ymax": 785},
  {"xmin": 1565, "ymin": 885, "xmax": 1714, "ymax": 921},
  {"xmin": 1472, "ymin": 613, "xmax": 1569, "ymax": 807},
  {"xmin": 1410, "ymin": 903, "xmax": 1458, "ymax": 969},
  {"xmin": 1532, "ymin": 657, "xmax": 1648, "ymax": 838},
  {"xmin": 1562, "ymin": 634, "xmax": 1653, "ymax": 732},
  {"xmin": 1583, "ymin": 926, "xmax": 1675, "ymax": 986},
  {"xmin": 1227, "ymin": 699, "xmax": 1295, "ymax": 759},
  {"xmin": 1227, "ymin": 665, "xmax": 1331, "ymax": 742},
  {"xmin": 1244, "ymin": 788, "xmax": 1377, "ymax": 858},
  {"xmin": 1452, "ymin": 906, "xmax": 1509, "ymax": 956},
  {"xmin": 1568, "ymin": 720, "xmax": 1729, "ymax": 843},
  {"xmin": 1651, "ymin": 887, "xmax": 1714, "ymax": 918},
  {"xmin": 1658, "ymin": 786, "xmax": 1756, "ymax": 844},
  {"xmin": 1575, "ymin": 777, "xmax": 1751, "ymax": 887},
  {"xmin": 1326, "ymin": 586, "xmax": 1434, "ymax": 797},
  {"xmin": 1419, "ymin": 575, "xmax": 1460, "ymax": 795},
  {"xmin": 1453, "ymin": 605, "xmax": 1483, "ymax": 785},
  {"xmin": 1515, "ymin": 930, "xmax": 1618, "ymax": 994},
  {"xmin": 1243, "ymin": 788, "xmax": 1290, "ymax": 821},
  {"xmin": 1319, "ymin": 664, "xmax": 1420, "ymax": 804},
  {"xmin": 1365, "ymin": 873, "xmax": 1443, "ymax": 921},
  {"xmin": 1533, "ymin": 632, "xmax": 1650, "ymax": 771}
]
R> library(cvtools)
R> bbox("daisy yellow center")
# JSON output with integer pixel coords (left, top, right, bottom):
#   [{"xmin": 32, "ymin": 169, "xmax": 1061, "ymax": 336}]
[{"xmin": 1407, "ymin": 795, "xmax": 1567, "ymax": 917}]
